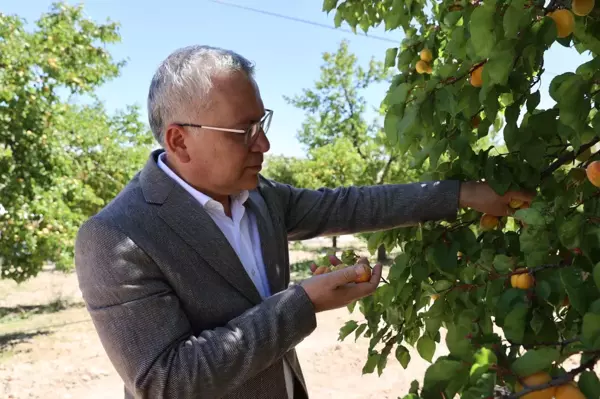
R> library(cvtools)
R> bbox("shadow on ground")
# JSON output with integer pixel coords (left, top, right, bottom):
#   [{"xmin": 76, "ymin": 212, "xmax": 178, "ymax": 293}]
[
  {"xmin": 0, "ymin": 330, "xmax": 52, "ymax": 351},
  {"xmin": 0, "ymin": 299, "xmax": 85, "ymax": 322}
]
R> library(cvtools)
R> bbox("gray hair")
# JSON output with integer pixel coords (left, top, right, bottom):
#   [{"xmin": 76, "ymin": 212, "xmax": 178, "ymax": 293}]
[{"xmin": 147, "ymin": 45, "xmax": 256, "ymax": 145}]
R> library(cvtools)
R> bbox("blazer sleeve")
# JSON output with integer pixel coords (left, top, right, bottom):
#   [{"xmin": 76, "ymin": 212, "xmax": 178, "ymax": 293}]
[
  {"xmin": 263, "ymin": 178, "xmax": 462, "ymax": 241},
  {"xmin": 74, "ymin": 216, "xmax": 317, "ymax": 399}
]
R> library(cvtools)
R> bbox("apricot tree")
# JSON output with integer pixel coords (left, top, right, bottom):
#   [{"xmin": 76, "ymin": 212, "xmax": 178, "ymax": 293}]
[
  {"xmin": 0, "ymin": 3, "xmax": 152, "ymax": 282},
  {"xmin": 318, "ymin": 0, "xmax": 600, "ymax": 397}
]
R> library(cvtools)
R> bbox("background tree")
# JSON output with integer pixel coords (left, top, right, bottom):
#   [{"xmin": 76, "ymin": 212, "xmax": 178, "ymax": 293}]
[
  {"xmin": 265, "ymin": 39, "xmax": 422, "ymax": 253},
  {"xmin": 0, "ymin": 3, "xmax": 152, "ymax": 283},
  {"xmin": 320, "ymin": 0, "xmax": 600, "ymax": 398}
]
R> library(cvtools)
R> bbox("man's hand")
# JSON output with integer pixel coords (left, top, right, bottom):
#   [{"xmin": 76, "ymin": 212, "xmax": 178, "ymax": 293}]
[
  {"xmin": 301, "ymin": 256, "xmax": 382, "ymax": 313},
  {"xmin": 459, "ymin": 181, "xmax": 535, "ymax": 216}
]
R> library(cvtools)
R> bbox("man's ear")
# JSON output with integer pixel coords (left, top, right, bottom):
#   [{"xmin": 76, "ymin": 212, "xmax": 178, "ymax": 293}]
[{"xmin": 164, "ymin": 124, "xmax": 191, "ymax": 163}]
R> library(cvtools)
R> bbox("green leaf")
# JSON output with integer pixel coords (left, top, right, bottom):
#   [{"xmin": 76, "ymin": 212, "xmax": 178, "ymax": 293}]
[
  {"xmin": 579, "ymin": 371, "xmax": 600, "ymax": 398},
  {"xmin": 396, "ymin": 345, "xmax": 411, "ymax": 369},
  {"xmin": 322, "ymin": 0, "xmax": 338, "ymax": 12},
  {"xmin": 423, "ymin": 358, "xmax": 464, "ymax": 387},
  {"xmin": 484, "ymin": 46, "xmax": 515, "ymax": 87},
  {"xmin": 527, "ymin": 91, "xmax": 541, "ymax": 113},
  {"xmin": 561, "ymin": 268, "xmax": 589, "ymax": 316},
  {"xmin": 514, "ymin": 208, "xmax": 546, "ymax": 226},
  {"xmin": 470, "ymin": 347, "xmax": 498, "ymax": 382},
  {"xmin": 384, "ymin": 47, "xmax": 398, "ymax": 68},
  {"xmin": 417, "ymin": 335, "xmax": 436, "ymax": 362},
  {"xmin": 503, "ymin": 303, "xmax": 529, "ymax": 343},
  {"xmin": 493, "ymin": 255, "xmax": 514, "ymax": 273},
  {"xmin": 503, "ymin": 0, "xmax": 531, "ymax": 39},
  {"xmin": 581, "ymin": 313, "xmax": 600, "ymax": 349},
  {"xmin": 383, "ymin": 112, "xmax": 400, "ymax": 145},
  {"xmin": 446, "ymin": 323, "xmax": 473, "ymax": 360},
  {"xmin": 510, "ymin": 348, "xmax": 560, "ymax": 377},
  {"xmin": 338, "ymin": 320, "xmax": 359, "ymax": 341},
  {"xmin": 362, "ymin": 351, "xmax": 380, "ymax": 374},
  {"xmin": 594, "ymin": 263, "xmax": 600, "ymax": 291},
  {"xmin": 469, "ymin": 5, "xmax": 496, "ymax": 58},
  {"xmin": 530, "ymin": 310, "xmax": 545, "ymax": 335},
  {"xmin": 433, "ymin": 279, "xmax": 454, "ymax": 292},
  {"xmin": 557, "ymin": 213, "xmax": 585, "ymax": 251}
]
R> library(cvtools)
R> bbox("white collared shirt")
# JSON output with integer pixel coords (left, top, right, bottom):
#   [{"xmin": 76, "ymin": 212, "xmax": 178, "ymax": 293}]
[{"xmin": 157, "ymin": 152, "xmax": 294, "ymax": 398}]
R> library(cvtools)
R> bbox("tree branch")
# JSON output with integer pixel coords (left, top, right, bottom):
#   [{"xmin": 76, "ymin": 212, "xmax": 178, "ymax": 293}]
[
  {"xmin": 541, "ymin": 138, "xmax": 600, "ymax": 179},
  {"xmin": 500, "ymin": 354, "xmax": 600, "ymax": 398},
  {"xmin": 341, "ymin": 85, "xmax": 367, "ymax": 160},
  {"xmin": 377, "ymin": 155, "xmax": 397, "ymax": 185}
]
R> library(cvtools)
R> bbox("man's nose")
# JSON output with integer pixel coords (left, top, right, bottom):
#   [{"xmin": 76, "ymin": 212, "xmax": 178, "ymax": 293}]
[{"xmin": 251, "ymin": 129, "xmax": 270, "ymax": 153}]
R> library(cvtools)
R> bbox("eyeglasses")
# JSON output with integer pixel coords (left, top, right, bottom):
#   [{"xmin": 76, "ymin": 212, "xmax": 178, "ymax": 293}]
[{"xmin": 174, "ymin": 109, "xmax": 273, "ymax": 146}]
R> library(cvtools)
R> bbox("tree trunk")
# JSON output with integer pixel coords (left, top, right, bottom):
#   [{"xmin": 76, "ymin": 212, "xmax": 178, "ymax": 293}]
[
  {"xmin": 377, "ymin": 244, "xmax": 388, "ymax": 263},
  {"xmin": 332, "ymin": 235, "xmax": 337, "ymax": 249}
]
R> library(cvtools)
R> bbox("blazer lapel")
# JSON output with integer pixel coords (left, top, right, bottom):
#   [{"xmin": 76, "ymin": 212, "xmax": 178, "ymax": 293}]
[
  {"xmin": 141, "ymin": 150, "xmax": 263, "ymax": 305},
  {"xmin": 246, "ymin": 190, "xmax": 286, "ymax": 295}
]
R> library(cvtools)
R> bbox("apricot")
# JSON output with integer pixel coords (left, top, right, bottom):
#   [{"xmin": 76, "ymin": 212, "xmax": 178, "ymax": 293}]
[
  {"xmin": 314, "ymin": 266, "xmax": 328, "ymax": 275},
  {"xmin": 511, "ymin": 269, "xmax": 535, "ymax": 290},
  {"xmin": 509, "ymin": 198, "xmax": 525, "ymax": 209},
  {"xmin": 555, "ymin": 382, "xmax": 586, "ymax": 399},
  {"xmin": 425, "ymin": 63, "xmax": 433, "ymax": 74},
  {"xmin": 586, "ymin": 160, "xmax": 600, "ymax": 187},
  {"xmin": 572, "ymin": 0, "xmax": 595, "ymax": 16},
  {"xmin": 470, "ymin": 65, "xmax": 483, "ymax": 87},
  {"xmin": 354, "ymin": 263, "xmax": 372, "ymax": 283},
  {"xmin": 420, "ymin": 48, "xmax": 433, "ymax": 62},
  {"xmin": 480, "ymin": 214, "xmax": 499, "ymax": 231},
  {"xmin": 548, "ymin": 9, "xmax": 575, "ymax": 38},
  {"xmin": 416, "ymin": 60, "xmax": 428, "ymax": 74},
  {"xmin": 515, "ymin": 372, "xmax": 556, "ymax": 399}
]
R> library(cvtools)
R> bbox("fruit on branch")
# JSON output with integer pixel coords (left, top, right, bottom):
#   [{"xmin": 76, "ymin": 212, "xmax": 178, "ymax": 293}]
[
  {"xmin": 471, "ymin": 115, "xmax": 481, "ymax": 129},
  {"xmin": 586, "ymin": 160, "xmax": 600, "ymax": 187},
  {"xmin": 515, "ymin": 372, "xmax": 556, "ymax": 399},
  {"xmin": 470, "ymin": 64, "xmax": 483, "ymax": 87},
  {"xmin": 420, "ymin": 48, "xmax": 433, "ymax": 62},
  {"xmin": 311, "ymin": 250, "xmax": 371, "ymax": 283},
  {"xmin": 416, "ymin": 60, "xmax": 429, "ymax": 74},
  {"xmin": 355, "ymin": 263, "xmax": 372, "ymax": 283},
  {"xmin": 555, "ymin": 382, "xmax": 586, "ymax": 399},
  {"xmin": 511, "ymin": 268, "xmax": 535, "ymax": 289},
  {"xmin": 509, "ymin": 198, "xmax": 525, "ymax": 209},
  {"xmin": 548, "ymin": 9, "xmax": 575, "ymax": 38},
  {"xmin": 572, "ymin": 0, "xmax": 595, "ymax": 16},
  {"xmin": 480, "ymin": 214, "xmax": 499, "ymax": 231}
]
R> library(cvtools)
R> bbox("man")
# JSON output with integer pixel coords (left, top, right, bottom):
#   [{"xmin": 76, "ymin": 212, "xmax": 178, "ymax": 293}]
[{"xmin": 74, "ymin": 45, "xmax": 533, "ymax": 399}]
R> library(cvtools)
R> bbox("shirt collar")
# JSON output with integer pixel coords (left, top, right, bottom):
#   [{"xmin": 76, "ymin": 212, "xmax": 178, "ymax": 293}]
[{"xmin": 157, "ymin": 152, "xmax": 248, "ymax": 208}]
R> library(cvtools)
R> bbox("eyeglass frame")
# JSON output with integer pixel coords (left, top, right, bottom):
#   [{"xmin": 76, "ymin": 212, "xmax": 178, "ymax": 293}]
[{"xmin": 173, "ymin": 109, "xmax": 273, "ymax": 146}]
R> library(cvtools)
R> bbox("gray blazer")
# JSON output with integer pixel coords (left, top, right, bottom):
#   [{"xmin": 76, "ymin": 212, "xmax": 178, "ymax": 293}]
[{"xmin": 74, "ymin": 149, "xmax": 461, "ymax": 399}]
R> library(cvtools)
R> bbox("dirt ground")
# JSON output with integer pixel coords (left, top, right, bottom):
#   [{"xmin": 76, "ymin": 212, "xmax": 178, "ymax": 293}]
[
  {"xmin": 1, "ymin": 235, "xmax": 597, "ymax": 399},
  {"xmin": 1, "ymin": 236, "xmax": 432, "ymax": 399}
]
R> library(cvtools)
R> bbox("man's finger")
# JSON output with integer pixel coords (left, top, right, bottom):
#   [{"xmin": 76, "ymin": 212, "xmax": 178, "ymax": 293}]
[
  {"xmin": 328, "ymin": 254, "xmax": 343, "ymax": 266},
  {"xmin": 369, "ymin": 263, "xmax": 383, "ymax": 285},
  {"xmin": 508, "ymin": 190, "xmax": 536, "ymax": 203},
  {"xmin": 328, "ymin": 263, "xmax": 365, "ymax": 287}
]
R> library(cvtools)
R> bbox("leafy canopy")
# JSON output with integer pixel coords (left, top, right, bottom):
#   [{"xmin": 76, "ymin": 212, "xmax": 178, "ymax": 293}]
[
  {"xmin": 321, "ymin": 0, "xmax": 600, "ymax": 397},
  {"xmin": 0, "ymin": 3, "xmax": 152, "ymax": 282}
]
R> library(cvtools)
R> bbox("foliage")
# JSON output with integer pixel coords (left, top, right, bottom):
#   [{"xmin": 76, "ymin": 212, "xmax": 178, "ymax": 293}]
[
  {"xmin": 322, "ymin": 0, "xmax": 600, "ymax": 397},
  {"xmin": 0, "ymin": 3, "xmax": 152, "ymax": 282}
]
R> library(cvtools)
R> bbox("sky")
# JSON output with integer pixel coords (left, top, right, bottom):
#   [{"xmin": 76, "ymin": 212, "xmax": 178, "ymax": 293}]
[{"xmin": 4, "ymin": 0, "xmax": 590, "ymax": 158}]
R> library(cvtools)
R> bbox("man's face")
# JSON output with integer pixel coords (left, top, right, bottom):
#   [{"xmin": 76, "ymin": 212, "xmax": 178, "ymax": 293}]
[{"xmin": 164, "ymin": 71, "xmax": 271, "ymax": 198}]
